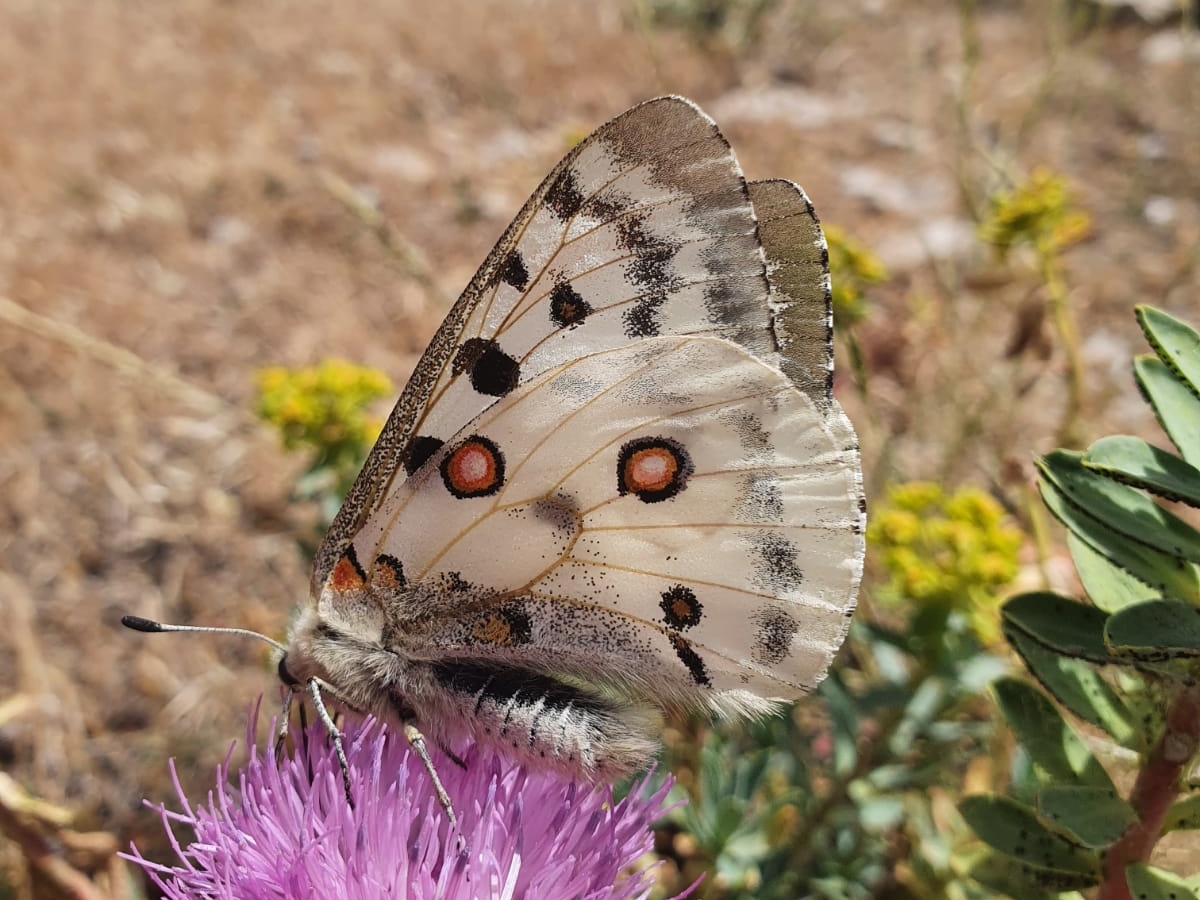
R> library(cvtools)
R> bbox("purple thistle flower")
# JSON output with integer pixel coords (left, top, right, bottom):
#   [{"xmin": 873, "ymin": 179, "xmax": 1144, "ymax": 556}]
[{"xmin": 124, "ymin": 705, "xmax": 691, "ymax": 900}]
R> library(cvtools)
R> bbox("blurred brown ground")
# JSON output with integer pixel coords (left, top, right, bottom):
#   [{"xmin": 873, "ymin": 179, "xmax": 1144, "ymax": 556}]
[{"xmin": 0, "ymin": 0, "xmax": 1197, "ymax": 896}]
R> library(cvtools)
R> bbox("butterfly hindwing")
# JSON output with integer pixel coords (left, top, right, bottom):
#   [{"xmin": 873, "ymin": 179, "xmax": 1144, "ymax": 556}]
[{"xmin": 350, "ymin": 333, "xmax": 861, "ymax": 712}]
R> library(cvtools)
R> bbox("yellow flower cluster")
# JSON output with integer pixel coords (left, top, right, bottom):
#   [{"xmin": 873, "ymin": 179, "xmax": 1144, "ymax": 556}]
[
  {"xmin": 825, "ymin": 223, "xmax": 887, "ymax": 328},
  {"xmin": 977, "ymin": 168, "xmax": 1091, "ymax": 257},
  {"xmin": 255, "ymin": 359, "xmax": 392, "ymax": 459},
  {"xmin": 867, "ymin": 482, "xmax": 1022, "ymax": 643}
]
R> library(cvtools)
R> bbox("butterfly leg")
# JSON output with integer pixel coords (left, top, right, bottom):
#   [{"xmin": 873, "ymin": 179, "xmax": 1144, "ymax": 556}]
[
  {"xmin": 273, "ymin": 688, "xmax": 295, "ymax": 761},
  {"xmin": 307, "ymin": 676, "xmax": 354, "ymax": 808},
  {"xmin": 402, "ymin": 721, "xmax": 460, "ymax": 832}
]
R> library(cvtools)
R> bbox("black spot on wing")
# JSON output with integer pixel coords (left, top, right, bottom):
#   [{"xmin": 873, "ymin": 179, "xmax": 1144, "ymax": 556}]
[
  {"xmin": 549, "ymin": 279, "xmax": 593, "ymax": 328},
  {"xmin": 499, "ymin": 249, "xmax": 530, "ymax": 291},
  {"xmin": 660, "ymin": 584, "xmax": 703, "ymax": 629},
  {"xmin": 617, "ymin": 214, "xmax": 680, "ymax": 339},
  {"xmin": 546, "ymin": 169, "xmax": 585, "ymax": 220},
  {"xmin": 619, "ymin": 215, "xmax": 678, "ymax": 288},
  {"xmin": 747, "ymin": 531, "xmax": 805, "ymax": 593},
  {"xmin": 580, "ymin": 190, "xmax": 632, "ymax": 221},
  {"xmin": 623, "ymin": 293, "xmax": 667, "ymax": 338},
  {"xmin": 669, "ymin": 633, "xmax": 711, "ymax": 687},
  {"xmin": 750, "ymin": 605, "xmax": 799, "ymax": 666},
  {"xmin": 453, "ymin": 337, "xmax": 520, "ymax": 397},
  {"xmin": 735, "ymin": 473, "xmax": 785, "ymax": 524},
  {"xmin": 402, "ymin": 435, "xmax": 445, "ymax": 476}
]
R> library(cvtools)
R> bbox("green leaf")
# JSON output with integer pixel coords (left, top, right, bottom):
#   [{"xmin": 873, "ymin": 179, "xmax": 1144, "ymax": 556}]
[
  {"xmin": 966, "ymin": 850, "xmax": 1095, "ymax": 898},
  {"xmin": 1105, "ymin": 598, "xmax": 1200, "ymax": 661},
  {"xmin": 1068, "ymin": 532, "xmax": 1161, "ymax": 612},
  {"xmin": 992, "ymin": 678, "xmax": 1115, "ymax": 791},
  {"xmin": 1039, "ymin": 450, "xmax": 1200, "ymax": 567},
  {"xmin": 1163, "ymin": 794, "xmax": 1200, "ymax": 832},
  {"xmin": 1135, "ymin": 355, "xmax": 1200, "ymax": 466},
  {"xmin": 1125, "ymin": 862, "xmax": 1200, "ymax": 899},
  {"xmin": 959, "ymin": 795, "xmax": 1101, "ymax": 877},
  {"xmin": 1036, "ymin": 785, "xmax": 1137, "ymax": 848},
  {"xmin": 1002, "ymin": 592, "xmax": 1111, "ymax": 662},
  {"xmin": 1005, "ymin": 628, "xmax": 1137, "ymax": 747},
  {"xmin": 1038, "ymin": 457, "xmax": 1200, "ymax": 602},
  {"xmin": 1138, "ymin": 305, "xmax": 1200, "ymax": 397},
  {"xmin": 1084, "ymin": 435, "xmax": 1200, "ymax": 508}
]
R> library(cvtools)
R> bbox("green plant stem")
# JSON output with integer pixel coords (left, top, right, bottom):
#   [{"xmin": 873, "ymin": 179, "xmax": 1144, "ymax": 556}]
[
  {"xmin": 1096, "ymin": 684, "xmax": 1200, "ymax": 900},
  {"xmin": 1038, "ymin": 246, "xmax": 1085, "ymax": 448}
]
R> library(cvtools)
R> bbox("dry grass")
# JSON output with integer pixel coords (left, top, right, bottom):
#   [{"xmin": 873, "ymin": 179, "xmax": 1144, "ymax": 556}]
[{"xmin": 1, "ymin": 0, "xmax": 1197, "ymax": 896}]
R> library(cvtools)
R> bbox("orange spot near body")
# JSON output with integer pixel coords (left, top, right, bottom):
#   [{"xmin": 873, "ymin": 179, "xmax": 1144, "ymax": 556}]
[
  {"xmin": 625, "ymin": 447, "xmax": 678, "ymax": 493},
  {"xmin": 471, "ymin": 614, "xmax": 514, "ymax": 646},
  {"xmin": 329, "ymin": 551, "xmax": 366, "ymax": 592},
  {"xmin": 372, "ymin": 555, "xmax": 405, "ymax": 591}
]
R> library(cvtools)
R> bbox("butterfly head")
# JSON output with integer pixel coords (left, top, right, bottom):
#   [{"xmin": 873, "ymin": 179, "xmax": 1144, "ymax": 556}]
[{"xmin": 279, "ymin": 546, "xmax": 419, "ymax": 720}]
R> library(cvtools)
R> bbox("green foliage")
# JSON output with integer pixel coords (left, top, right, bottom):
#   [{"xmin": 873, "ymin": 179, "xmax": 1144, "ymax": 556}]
[
  {"xmin": 962, "ymin": 305, "xmax": 1200, "ymax": 898},
  {"xmin": 255, "ymin": 359, "xmax": 392, "ymax": 524}
]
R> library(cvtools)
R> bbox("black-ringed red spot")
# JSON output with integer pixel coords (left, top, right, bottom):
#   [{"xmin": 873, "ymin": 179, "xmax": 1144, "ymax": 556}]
[
  {"xmin": 617, "ymin": 436, "xmax": 693, "ymax": 503},
  {"xmin": 329, "ymin": 546, "xmax": 366, "ymax": 592},
  {"xmin": 441, "ymin": 435, "xmax": 505, "ymax": 498},
  {"xmin": 660, "ymin": 584, "xmax": 702, "ymax": 629}
]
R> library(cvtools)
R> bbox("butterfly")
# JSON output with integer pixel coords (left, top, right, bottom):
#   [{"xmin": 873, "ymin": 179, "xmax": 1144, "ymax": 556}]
[{"xmin": 127, "ymin": 96, "xmax": 864, "ymax": 812}]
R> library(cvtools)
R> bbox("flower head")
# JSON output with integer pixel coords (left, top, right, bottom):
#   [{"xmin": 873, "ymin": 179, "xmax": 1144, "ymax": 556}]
[{"xmin": 125, "ymin": 708, "xmax": 686, "ymax": 900}]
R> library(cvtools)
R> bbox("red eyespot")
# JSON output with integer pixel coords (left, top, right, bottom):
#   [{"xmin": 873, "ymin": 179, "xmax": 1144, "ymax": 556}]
[
  {"xmin": 618, "ymin": 436, "xmax": 692, "ymax": 503},
  {"xmin": 441, "ymin": 436, "xmax": 505, "ymax": 498}
]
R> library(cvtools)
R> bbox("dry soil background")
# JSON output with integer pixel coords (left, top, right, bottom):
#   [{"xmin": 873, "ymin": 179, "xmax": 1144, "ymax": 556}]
[{"xmin": 1, "ymin": 0, "xmax": 1198, "ymax": 896}]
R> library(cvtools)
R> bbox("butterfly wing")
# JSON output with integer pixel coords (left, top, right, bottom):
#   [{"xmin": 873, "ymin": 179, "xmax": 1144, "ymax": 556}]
[{"xmin": 314, "ymin": 96, "xmax": 773, "ymax": 594}]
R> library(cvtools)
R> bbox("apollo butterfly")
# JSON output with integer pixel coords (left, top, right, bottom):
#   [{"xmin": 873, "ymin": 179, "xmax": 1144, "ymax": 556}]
[{"xmin": 126, "ymin": 96, "xmax": 865, "ymax": 813}]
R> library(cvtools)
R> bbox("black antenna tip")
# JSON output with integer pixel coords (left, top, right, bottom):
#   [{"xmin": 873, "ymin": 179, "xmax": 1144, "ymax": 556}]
[{"xmin": 122, "ymin": 615, "xmax": 164, "ymax": 633}]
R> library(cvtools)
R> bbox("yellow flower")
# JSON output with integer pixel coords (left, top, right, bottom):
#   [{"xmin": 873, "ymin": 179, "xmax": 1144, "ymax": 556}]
[
  {"xmin": 867, "ymin": 482, "xmax": 1023, "ymax": 645},
  {"xmin": 255, "ymin": 359, "xmax": 394, "ymax": 499},
  {"xmin": 978, "ymin": 168, "xmax": 1091, "ymax": 258}
]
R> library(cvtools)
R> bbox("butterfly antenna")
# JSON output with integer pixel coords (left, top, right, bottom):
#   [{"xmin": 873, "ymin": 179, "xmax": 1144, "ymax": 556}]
[{"xmin": 121, "ymin": 615, "xmax": 289, "ymax": 655}]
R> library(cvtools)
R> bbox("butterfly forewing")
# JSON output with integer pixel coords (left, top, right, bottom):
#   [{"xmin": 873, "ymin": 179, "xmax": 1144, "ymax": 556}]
[
  {"xmin": 298, "ymin": 96, "xmax": 865, "ymax": 779},
  {"xmin": 314, "ymin": 97, "xmax": 774, "ymax": 591}
]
